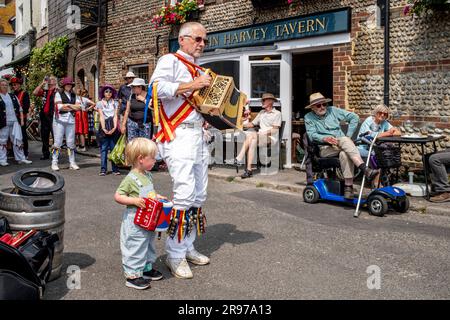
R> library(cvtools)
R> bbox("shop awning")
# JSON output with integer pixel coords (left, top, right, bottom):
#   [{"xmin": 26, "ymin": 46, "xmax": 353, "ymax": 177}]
[{"xmin": 2, "ymin": 54, "xmax": 30, "ymax": 69}]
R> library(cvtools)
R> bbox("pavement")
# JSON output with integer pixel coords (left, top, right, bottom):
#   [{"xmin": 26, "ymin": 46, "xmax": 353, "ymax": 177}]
[
  {"xmin": 76, "ymin": 145, "xmax": 450, "ymax": 217},
  {"xmin": 1, "ymin": 141, "xmax": 449, "ymax": 300}
]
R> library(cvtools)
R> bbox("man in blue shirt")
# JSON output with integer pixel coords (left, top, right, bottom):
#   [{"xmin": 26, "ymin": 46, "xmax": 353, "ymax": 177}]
[
  {"xmin": 304, "ymin": 92, "xmax": 379, "ymax": 199},
  {"xmin": 118, "ymin": 71, "xmax": 136, "ymax": 115}
]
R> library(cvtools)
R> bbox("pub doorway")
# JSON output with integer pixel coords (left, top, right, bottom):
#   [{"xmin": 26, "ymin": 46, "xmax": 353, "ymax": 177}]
[{"xmin": 292, "ymin": 50, "xmax": 333, "ymax": 119}]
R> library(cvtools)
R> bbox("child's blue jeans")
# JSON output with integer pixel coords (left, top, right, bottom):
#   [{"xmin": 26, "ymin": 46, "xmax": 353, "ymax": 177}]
[{"xmin": 120, "ymin": 208, "xmax": 157, "ymax": 279}]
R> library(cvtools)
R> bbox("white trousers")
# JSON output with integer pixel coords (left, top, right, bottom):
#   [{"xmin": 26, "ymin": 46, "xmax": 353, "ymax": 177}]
[
  {"xmin": 158, "ymin": 123, "xmax": 209, "ymax": 259},
  {"xmin": 0, "ymin": 121, "xmax": 26, "ymax": 163},
  {"xmin": 52, "ymin": 120, "xmax": 76, "ymax": 164}
]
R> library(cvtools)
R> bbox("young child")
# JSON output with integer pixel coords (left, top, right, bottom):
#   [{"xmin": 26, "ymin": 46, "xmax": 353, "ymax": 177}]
[{"xmin": 114, "ymin": 137, "xmax": 164, "ymax": 290}]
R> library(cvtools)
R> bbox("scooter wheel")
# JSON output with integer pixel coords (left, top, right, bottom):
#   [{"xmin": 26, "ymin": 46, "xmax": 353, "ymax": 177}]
[
  {"xmin": 393, "ymin": 197, "xmax": 410, "ymax": 213},
  {"xmin": 368, "ymin": 195, "xmax": 388, "ymax": 217},
  {"xmin": 303, "ymin": 186, "xmax": 320, "ymax": 204}
]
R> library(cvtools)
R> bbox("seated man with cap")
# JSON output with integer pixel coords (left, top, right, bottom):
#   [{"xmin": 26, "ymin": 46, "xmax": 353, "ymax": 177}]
[
  {"xmin": 234, "ymin": 93, "xmax": 282, "ymax": 179},
  {"xmin": 304, "ymin": 92, "xmax": 379, "ymax": 199}
]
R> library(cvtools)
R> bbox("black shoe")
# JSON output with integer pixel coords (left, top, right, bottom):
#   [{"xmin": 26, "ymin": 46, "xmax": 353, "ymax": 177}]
[
  {"xmin": 125, "ymin": 277, "xmax": 151, "ymax": 290},
  {"xmin": 143, "ymin": 269, "xmax": 164, "ymax": 281},
  {"xmin": 241, "ymin": 170, "xmax": 253, "ymax": 179},
  {"xmin": 364, "ymin": 168, "xmax": 380, "ymax": 181},
  {"xmin": 40, "ymin": 155, "xmax": 50, "ymax": 160},
  {"xmin": 344, "ymin": 186, "xmax": 354, "ymax": 199}
]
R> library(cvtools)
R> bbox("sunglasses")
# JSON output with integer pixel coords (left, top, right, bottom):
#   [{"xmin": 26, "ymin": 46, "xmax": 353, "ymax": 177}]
[
  {"xmin": 183, "ymin": 35, "xmax": 209, "ymax": 45},
  {"xmin": 104, "ymin": 89, "xmax": 112, "ymax": 93},
  {"xmin": 315, "ymin": 103, "xmax": 327, "ymax": 109},
  {"xmin": 378, "ymin": 112, "xmax": 388, "ymax": 117}
]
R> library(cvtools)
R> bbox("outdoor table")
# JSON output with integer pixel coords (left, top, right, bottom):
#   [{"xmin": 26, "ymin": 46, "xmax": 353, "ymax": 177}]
[{"xmin": 377, "ymin": 135, "xmax": 445, "ymax": 200}]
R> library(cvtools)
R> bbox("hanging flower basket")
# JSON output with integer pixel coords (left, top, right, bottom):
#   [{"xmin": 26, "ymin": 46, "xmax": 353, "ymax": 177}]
[
  {"xmin": 403, "ymin": 0, "xmax": 450, "ymax": 16},
  {"xmin": 151, "ymin": 0, "xmax": 200, "ymax": 30}
]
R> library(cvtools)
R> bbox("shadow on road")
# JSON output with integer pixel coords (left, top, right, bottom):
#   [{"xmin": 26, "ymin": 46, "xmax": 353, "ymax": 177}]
[
  {"xmin": 157, "ymin": 223, "xmax": 264, "ymax": 279},
  {"xmin": 44, "ymin": 252, "xmax": 96, "ymax": 300},
  {"xmin": 196, "ymin": 223, "xmax": 265, "ymax": 256}
]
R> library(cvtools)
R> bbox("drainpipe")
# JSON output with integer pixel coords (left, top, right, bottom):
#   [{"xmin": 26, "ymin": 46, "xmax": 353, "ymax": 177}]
[
  {"xmin": 383, "ymin": 0, "xmax": 390, "ymax": 107},
  {"xmin": 29, "ymin": 0, "xmax": 34, "ymax": 28}
]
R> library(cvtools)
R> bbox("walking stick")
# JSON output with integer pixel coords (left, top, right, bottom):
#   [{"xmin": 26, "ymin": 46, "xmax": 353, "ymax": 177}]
[{"xmin": 354, "ymin": 132, "xmax": 379, "ymax": 218}]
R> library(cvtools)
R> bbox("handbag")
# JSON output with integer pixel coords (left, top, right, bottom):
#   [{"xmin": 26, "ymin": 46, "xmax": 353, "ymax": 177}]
[
  {"xmin": 0, "ymin": 230, "xmax": 58, "ymax": 300},
  {"xmin": 17, "ymin": 231, "xmax": 59, "ymax": 283},
  {"xmin": 108, "ymin": 133, "xmax": 127, "ymax": 166}
]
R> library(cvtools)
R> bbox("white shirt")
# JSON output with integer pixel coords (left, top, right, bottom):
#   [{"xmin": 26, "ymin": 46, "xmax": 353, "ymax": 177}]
[
  {"xmin": 54, "ymin": 91, "xmax": 82, "ymax": 124},
  {"xmin": 80, "ymin": 97, "xmax": 93, "ymax": 111},
  {"xmin": 150, "ymin": 50, "xmax": 203, "ymax": 125},
  {"xmin": 96, "ymin": 99, "xmax": 117, "ymax": 119},
  {"xmin": 0, "ymin": 93, "xmax": 17, "ymax": 123},
  {"xmin": 252, "ymin": 108, "xmax": 282, "ymax": 143}
]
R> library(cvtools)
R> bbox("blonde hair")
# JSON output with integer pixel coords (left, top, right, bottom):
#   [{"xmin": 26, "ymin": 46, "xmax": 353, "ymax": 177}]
[
  {"xmin": 373, "ymin": 104, "xmax": 390, "ymax": 119},
  {"xmin": 125, "ymin": 138, "xmax": 158, "ymax": 167}
]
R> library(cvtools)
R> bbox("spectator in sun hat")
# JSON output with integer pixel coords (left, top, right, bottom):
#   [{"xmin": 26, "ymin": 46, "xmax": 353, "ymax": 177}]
[
  {"xmin": 51, "ymin": 76, "xmax": 82, "ymax": 171},
  {"xmin": 121, "ymin": 78, "xmax": 152, "ymax": 143},
  {"xmin": 96, "ymin": 84, "xmax": 120, "ymax": 176},
  {"xmin": 304, "ymin": 92, "xmax": 379, "ymax": 199},
  {"xmin": 234, "ymin": 93, "xmax": 282, "ymax": 179},
  {"xmin": 10, "ymin": 77, "xmax": 31, "ymax": 157},
  {"xmin": 118, "ymin": 71, "xmax": 136, "ymax": 115}
]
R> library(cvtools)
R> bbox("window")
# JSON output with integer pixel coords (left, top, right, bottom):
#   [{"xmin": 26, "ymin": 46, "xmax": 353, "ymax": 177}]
[
  {"xmin": 129, "ymin": 65, "xmax": 149, "ymax": 83},
  {"xmin": 201, "ymin": 60, "xmax": 240, "ymax": 88},
  {"xmin": 41, "ymin": 0, "xmax": 48, "ymax": 29},
  {"xmin": 251, "ymin": 63, "xmax": 280, "ymax": 99}
]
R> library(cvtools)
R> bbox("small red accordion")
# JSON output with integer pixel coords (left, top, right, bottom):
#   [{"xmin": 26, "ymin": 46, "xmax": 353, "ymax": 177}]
[{"xmin": 134, "ymin": 198, "xmax": 164, "ymax": 231}]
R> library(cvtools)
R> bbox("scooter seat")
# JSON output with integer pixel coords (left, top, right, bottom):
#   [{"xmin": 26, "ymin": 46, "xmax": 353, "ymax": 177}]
[{"xmin": 317, "ymin": 157, "xmax": 341, "ymax": 169}]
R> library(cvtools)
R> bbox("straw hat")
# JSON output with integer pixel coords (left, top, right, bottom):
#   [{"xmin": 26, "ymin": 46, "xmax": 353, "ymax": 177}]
[
  {"xmin": 124, "ymin": 71, "xmax": 136, "ymax": 79},
  {"xmin": 261, "ymin": 93, "xmax": 278, "ymax": 101},
  {"xmin": 305, "ymin": 92, "xmax": 331, "ymax": 109},
  {"xmin": 127, "ymin": 78, "xmax": 147, "ymax": 87}
]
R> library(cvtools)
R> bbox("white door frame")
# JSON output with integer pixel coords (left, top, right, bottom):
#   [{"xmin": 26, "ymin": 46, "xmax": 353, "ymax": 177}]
[{"xmin": 199, "ymin": 49, "xmax": 293, "ymax": 168}]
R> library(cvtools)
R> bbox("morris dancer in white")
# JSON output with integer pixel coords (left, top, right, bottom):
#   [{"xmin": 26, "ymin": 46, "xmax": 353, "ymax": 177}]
[
  {"xmin": 52, "ymin": 77, "xmax": 81, "ymax": 171},
  {"xmin": 150, "ymin": 22, "xmax": 212, "ymax": 279},
  {"xmin": 0, "ymin": 79, "xmax": 32, "ymax": 166}
]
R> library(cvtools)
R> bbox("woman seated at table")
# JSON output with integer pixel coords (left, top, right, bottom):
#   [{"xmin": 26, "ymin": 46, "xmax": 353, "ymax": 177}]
[{"xmin": 357, "ymin": 104, "xmax": 401, "ymax": 157}]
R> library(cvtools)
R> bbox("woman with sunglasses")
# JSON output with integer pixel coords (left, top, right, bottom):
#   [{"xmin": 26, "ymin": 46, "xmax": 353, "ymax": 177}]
[
  {"xmin": 121, "ymin": 78, "xmax": 152, "ymax": 143},
  {"xmin": 357, "ymin": 104, "xmax": 401, "ymax": 158},
  {"xmin": 96, "ymin": 84, "xmax": 120, "ymax": 176}
]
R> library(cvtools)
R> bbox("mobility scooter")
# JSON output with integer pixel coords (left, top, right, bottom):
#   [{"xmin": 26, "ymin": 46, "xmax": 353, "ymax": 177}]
[{"xmin": 302, "ymin": 132, "xmax": 410, "ymax": 217}]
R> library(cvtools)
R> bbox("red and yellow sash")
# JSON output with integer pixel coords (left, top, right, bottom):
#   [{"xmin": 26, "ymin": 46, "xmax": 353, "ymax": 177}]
[{"xmin": 153, "ymin": 53, "xmax": 204, "ymax": 143}]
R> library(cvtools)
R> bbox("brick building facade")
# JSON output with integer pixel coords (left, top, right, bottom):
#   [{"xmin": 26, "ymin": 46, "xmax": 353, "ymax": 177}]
[
  {"xmin": 100, "ymin": 0, "xmax": 449, "ymax": 167},
  {"xmin": 48, "ymin": 0, "xmax": 103, "ymax": 100}
]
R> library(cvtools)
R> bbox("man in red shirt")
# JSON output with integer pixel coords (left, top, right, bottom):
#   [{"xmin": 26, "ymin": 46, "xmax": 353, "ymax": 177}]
[{"xmin": 33, "ymin": 76, "xmax": 58, "ymax": 160}]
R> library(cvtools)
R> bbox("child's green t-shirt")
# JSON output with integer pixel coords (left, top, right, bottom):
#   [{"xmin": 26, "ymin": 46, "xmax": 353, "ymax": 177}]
[{"xmin": 116, "ymin": 171, "xmax": 156, "ymax": 209}]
